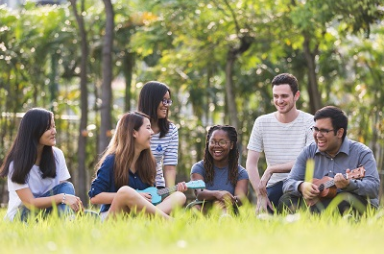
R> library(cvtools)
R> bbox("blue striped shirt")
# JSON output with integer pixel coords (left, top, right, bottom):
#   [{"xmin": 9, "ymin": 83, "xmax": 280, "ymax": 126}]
[{"xmin": 151, "ymin": 123, "xmax": 179, "ymax": 187}]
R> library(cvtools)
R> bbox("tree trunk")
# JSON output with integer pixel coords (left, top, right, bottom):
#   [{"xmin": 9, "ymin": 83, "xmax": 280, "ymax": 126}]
[
  {"xmin": 303, "ymin": 34, "xmax": 322, "ymax": 114},
  {"xmin": 123, "ymin": 52, "xmax": 135, "ymax": 112},
  {"xmin": 70, "ymin": 0, "xmax": 89, "ymax": 205},
  {"xmin": 224, "ymin": 35, "xmax": 252, "ymax": 130},
  {"xmin": 99, "ymin": 0, "xmax": 114, "ymax": 154},
  {"xmin": 225, "ymin": 50, "xmax": 239, "ymax": 130}
]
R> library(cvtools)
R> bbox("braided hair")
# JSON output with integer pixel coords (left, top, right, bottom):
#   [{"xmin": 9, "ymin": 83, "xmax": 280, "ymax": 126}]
[{"xmin": 203, "ymin": 125, "xmax": 239, "ymax": 186}]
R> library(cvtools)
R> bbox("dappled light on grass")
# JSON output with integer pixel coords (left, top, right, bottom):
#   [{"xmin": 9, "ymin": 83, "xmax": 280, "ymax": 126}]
[{"xmin": 1, "ymin": 205, "xmax": 384, "ymax": 254}]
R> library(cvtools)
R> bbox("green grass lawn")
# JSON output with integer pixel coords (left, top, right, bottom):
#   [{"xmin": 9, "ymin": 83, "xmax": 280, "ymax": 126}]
[{"xmin": 1, "ymin": 204, "xmax": 383, "ymax": 254}]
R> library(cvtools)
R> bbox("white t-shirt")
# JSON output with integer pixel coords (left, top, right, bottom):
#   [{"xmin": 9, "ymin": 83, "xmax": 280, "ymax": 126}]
[
  {"xmin": 6, "ymin": 147, "xmax": 70, "ymax": 221},
  {"xmin": 247, "ymin": 111, "xmax": 314, "ymax": 187}
]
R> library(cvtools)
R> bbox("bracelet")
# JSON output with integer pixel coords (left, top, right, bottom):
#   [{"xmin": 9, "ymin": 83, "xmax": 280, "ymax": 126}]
[{"xmin": 61, "ymin": 193, "xmax": 66, "ymax": 205}]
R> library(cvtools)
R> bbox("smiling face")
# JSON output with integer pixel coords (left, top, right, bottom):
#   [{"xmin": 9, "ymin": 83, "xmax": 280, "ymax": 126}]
[
  {"xmin": 208, "ymin": 129, "xmax": 233, "ymax": 166},
  {"xmin": 272, "ymin": 84, "xmax": 299, "ymax": 114},
  {"xmin": 156, "ymin": 91, "xmax": 171, "ymax": 119},
  {"xmin": 313, "ymin": 117, "xmax": 344, "ymax": 157},
  {"xmin": 133, "ymin": 117, "xmax": 154, "ymax": 151},
  {"xmin": 39, "ymin": 116, "xmax": 56, "ymax": 147}
]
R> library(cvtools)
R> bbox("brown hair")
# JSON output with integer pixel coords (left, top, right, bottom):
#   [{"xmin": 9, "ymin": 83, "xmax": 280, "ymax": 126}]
[{"xmin": 96, "ymin": 112, "xmax": 156, "ymax": 189}]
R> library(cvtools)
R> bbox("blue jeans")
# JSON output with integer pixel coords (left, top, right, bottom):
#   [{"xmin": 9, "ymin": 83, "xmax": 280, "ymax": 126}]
[
  {"xmin": 277, "ymin": 192, "xmax": 370, "ymax": 215},
  {"xmin": 266, "ymin": 181, "xmax": 284, "ymax": 213},
  {"xmin": 19, "ymin": 182, "xmax": 75, "ymax": 221}
]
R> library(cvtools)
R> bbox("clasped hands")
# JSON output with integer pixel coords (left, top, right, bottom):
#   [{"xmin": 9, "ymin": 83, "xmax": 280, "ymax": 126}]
[
  {"xmin": 255, "ymin": 171, "xmax": 274, "ymax": 213},
  {"xmin": 63, "ymin": 194, "xmax": 84, "ymax": 213},
  {"xmin": 214, "ymin": 190, "xmax": 239, "ymax": 206}
]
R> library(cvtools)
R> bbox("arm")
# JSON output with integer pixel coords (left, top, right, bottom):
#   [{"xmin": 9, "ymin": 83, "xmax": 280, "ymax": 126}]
[
  {"xmin": 165, "ymin": 165, "xmax": 187, "ymax": 192},
  {"xmin": 88, "ymin": 155, "xmax": 118, "ymax": 205},
  {"xmin": 164, "ymin": 165, "xmax": 176, "ymax": 187},
  {"xmin": 162, "ymin": 125, "xmax": 179, "ymax": 187},
  {"xmin": 234, "ymin": 179, "xmax": 248, "ymax": 206},
  {"xmin": 16, "ymin": 187, "xmax": 81, "ymax": 212},
  {"xmin": 246, "ymin": 150, "xmax": 273, "ymax": 212},
  {"xmin": 282, "ymin": 148, "xmax": 310, "ymax": 196},
  {"xmin": 260, "ymin": 161, "xmax": 296, "ymax": 184},
  {"xmin": 342, "ymin": 150, "xmax": 380, "ymax": 199},
  {"xmin": 191, "ymin": 173, "xmax": 234, "ymax": 203},
  {"xmin": 246, "ymin": 150, "xmax": 262, "ymax": 196},
  {"xmin": 90, "ymin": 192, "xmax": 116, "ymax": 205}
]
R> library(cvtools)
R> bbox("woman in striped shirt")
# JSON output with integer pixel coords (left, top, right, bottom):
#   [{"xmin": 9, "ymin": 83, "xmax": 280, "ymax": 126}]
[{"xmin": 138, "ymin": 81, "xmax": 179, "ymax": 188}]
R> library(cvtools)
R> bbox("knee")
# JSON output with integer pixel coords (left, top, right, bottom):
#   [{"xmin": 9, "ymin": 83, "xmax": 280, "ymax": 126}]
[
  {"xmin": 172, "ymin": 191, "xmax": 187, "ymax": 205},
  {"xmin": 115, "ymin": 186, "xmax": 138, "ymax": 203},
  {"xmin": 58, "ymin": 182, "xmax": 75, "ymax": 195}
]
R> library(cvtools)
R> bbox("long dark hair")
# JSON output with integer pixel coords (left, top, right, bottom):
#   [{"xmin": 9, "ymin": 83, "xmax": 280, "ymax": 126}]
[
  {"xmin": 203, "ymin": 125, "xmax": 239, "ymax": 186},
  {"xmin": 138, "ymin": 81, "xmax": 171, "ymax": 138},
  {"xmin": 96, "ymin": 112, "xmax": 156, "ymax": 189},
  {"xmin": 0, "ymin": 108, "xmax": 56, "ymax": 183}
]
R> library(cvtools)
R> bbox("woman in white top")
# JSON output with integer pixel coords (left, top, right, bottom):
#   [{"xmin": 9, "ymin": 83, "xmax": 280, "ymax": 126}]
[
  {"xmin": 138, "ymin": 81, "xmax": 179, "ymax": 188},
  {"xmin": 0, "ymin": 108, "xmax": 83, "ymax": 221}
]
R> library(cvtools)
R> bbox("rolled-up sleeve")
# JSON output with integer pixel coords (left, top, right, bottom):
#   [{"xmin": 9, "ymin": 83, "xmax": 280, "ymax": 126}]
[
  {"xmin": 342, "ymin": 148, "xmax": 380, "ymax": 199},
  {"xmin": 88, "ymin": 155, "xmax": 115, "ymax": 198},
  {"xmin": 283, "ymin": 146, "xmax": 311, "ymax": 196}
]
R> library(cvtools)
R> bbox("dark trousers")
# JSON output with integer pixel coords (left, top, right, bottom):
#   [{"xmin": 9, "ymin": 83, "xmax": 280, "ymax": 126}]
[
  {"xmin": 266, "ymin": 181, "xmax": 284, "ymax": 213},
  {"xmin": 277, "ymin": 191, "xmax": 370, "ymax": 214},
  {"xmin": 19, "ymin": 182, "xmax": 75, "ymax": 221}
]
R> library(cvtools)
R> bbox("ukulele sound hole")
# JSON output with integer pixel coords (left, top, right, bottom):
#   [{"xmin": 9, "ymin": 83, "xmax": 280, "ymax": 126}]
[{"xmin": 318, "ymin": 184, "xmax": 324, "ymax": 192}]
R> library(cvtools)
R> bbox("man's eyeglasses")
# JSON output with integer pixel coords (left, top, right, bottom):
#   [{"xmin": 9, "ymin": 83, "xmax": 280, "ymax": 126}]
[
  {"xmin": 209, "ymin": 139, "xmax": 229, "ymax": 147},
  {"xmin": 311, "ymin": 126, "xmax": 335, "ymax": 135},
  {"xmin": 161, "ymin": 99, "xmax": 173, "ymax": 106}
]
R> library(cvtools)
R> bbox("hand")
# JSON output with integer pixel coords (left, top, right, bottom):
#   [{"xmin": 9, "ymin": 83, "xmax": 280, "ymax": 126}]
[
  {"xmin": 255, "ymin": 193, "xmax": 273, "ymax": 213},
  {"xmin": 63, "ymin": 194, "xmax": 83, "ymax": 213},
  {"xmin": 300, "ymin": 182, "xmax": 320, "ymax": 200},
  {"xmin": 334, "ymin": 171, "xmax": 350, "ymax": 189},
  {"xmin": 139, "ymin": 192, "xmax": 152, "ymax": 202},
  {"xmin": 214, "ymin": 190, "xmax": 235, "ymax": 204},
  {"xmin": 176, "ymin": 182, "xmax": 187, "ymax": 192},
  {"xmin": 260, "ymin": 168, "xmax": 273, "ymax": 187}
]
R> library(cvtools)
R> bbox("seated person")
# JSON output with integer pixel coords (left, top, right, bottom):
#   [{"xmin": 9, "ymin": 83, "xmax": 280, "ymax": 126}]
[
  {"xmin": 0, "ymin": 108, "xmax": 83, "ymax": 221},
  {"xmin": 279, "ymin": 106, "xmax": 380, "ymax": 214},
  {"xmin": 190, "ymin": 125, "xmax": 249, "ymax": 214},
  {"xmin": 88, "ymin": 112, "xmax": 187, "ymax": 220}
]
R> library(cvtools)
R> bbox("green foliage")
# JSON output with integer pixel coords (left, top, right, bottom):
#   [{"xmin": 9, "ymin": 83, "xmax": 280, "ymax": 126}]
[{"xmin": 0, "ymin": 0, "xmax": 383, "ymax": 199}]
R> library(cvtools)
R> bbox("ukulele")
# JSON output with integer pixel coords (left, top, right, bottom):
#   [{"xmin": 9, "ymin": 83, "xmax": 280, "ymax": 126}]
[
  {"xmin": 137, "ymin": 180, "xmax": 206, "ymax": 205},
  {"xmin": 305, "ymin": 166, "xmax": 365, "ymax": 206}
]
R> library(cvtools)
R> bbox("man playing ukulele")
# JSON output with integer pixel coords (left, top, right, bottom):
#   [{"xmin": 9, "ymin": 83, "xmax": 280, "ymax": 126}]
[{"xmin": 279, "ymin": 106, "xmax": 380, "ymax": 214}]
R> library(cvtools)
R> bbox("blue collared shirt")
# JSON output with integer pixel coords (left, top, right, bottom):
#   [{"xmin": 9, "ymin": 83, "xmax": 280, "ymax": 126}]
[
  {"xmin": 88, "ymin": 154, "xmax": 152, "ymax": 213},
  {"xmin": 283, "ymin": 138, "xmax": 380, "ymax": 207}
]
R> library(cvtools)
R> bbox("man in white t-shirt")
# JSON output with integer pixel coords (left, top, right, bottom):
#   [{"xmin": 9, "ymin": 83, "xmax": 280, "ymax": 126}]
[{"xmin": 246, "ymin": 73, "xmax": 314, "ymax": 213}]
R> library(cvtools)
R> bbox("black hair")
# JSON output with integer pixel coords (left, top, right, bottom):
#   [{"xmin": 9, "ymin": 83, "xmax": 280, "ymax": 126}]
[
  {"xmin": 314, "ymin": 106, "xmax": 348, "ymax": 140},
  {"xmin": 138, "ymin": 81, "xmax": 171, "ymax": 138},
  {"xmin": 203, "ymin": 125, "xmax": 239, "ymax": 186},
  {"xmin": 0, "ymin": 108, "xmax": 56, "ymax": 183}
]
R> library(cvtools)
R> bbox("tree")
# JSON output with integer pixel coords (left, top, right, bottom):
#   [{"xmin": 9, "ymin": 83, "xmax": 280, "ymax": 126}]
[
  {"xmin": 99, "ymin": 0, "xmax": 114, "ymax": 154},
  {"xmin": 69, "ymin": 0, "xmax": 89, "ymax": 204},
  {"xmin": 287, "ymin": 0, "xmax": 383, "ymax": 113}
]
